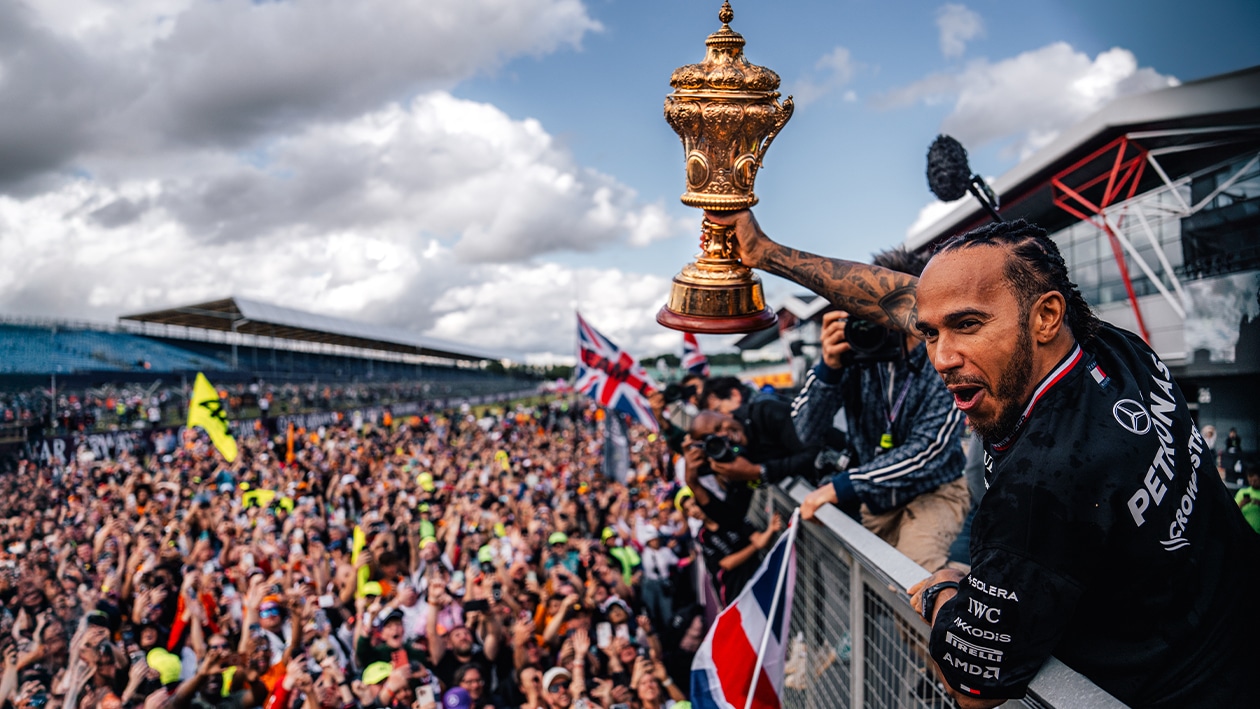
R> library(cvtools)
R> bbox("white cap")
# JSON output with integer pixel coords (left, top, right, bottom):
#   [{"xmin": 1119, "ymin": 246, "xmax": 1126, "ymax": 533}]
[
  {"xmin": 638, "ymin": 525, "xmax": 660, "ymax": 544},
  {"xmin": 542, "ymin": 667, "xmax": 572, "ymax": 691}
]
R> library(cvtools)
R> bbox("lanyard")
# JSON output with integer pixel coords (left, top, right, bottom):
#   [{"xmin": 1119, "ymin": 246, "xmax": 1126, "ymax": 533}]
[
  {"xmin": 878, "ymin": 364, "xmax": 914, "ymax": 426},
  {"xmin": 876, "ymin": 364, "xmax": 912, "ymax": 450}
]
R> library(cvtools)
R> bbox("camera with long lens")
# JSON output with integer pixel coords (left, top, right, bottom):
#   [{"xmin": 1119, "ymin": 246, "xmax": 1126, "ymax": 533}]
[
  {"xmin": 841, "ymin": 318, "xmax": 905, "ymax": 365},
  {"xmin": 702, "ymin": 434, "xmax": 744, "ymax": 463}
]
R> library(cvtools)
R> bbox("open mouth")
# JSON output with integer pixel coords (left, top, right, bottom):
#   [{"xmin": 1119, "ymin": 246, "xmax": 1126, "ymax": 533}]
[{"xmin": 950, "ymin": 385, "xmax": 984, "ymax": 411}]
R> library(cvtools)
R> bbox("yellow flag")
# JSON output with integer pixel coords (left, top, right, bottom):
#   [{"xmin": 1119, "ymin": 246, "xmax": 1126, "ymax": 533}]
[
  {"xmin": 187, "ymin": 372, "xmax": 238, "ymax": 462},
  {"xmin": 352, "ymin": 525, "xmax": 371, "ymax": 597}
]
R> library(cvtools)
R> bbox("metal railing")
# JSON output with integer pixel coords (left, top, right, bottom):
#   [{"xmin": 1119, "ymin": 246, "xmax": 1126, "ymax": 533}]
[{"xmin": 750, "ymin": 479, "xmax": 1126, "ymax": 709}]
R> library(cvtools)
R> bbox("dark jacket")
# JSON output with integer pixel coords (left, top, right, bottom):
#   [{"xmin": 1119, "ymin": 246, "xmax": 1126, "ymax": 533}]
[
  {"xmin": 735, "ymin": 396, "xmax": 821, "ymax": 485},
  {"xmin": 791, "ymin": 343, "xmax": 964, "ymax": 514}
]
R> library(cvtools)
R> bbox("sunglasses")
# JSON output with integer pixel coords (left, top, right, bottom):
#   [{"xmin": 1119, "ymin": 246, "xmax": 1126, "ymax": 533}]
[
  {"xmin": 548, "ymin": 682, "xmax": 571, "ymax": 693},
  {"xmin": 208, "ymin": 643, "xmax": 230, "ymax": 651},
  {"xmin": 259, "ymin": 609, "xmax": 280, "ymax": 619}
]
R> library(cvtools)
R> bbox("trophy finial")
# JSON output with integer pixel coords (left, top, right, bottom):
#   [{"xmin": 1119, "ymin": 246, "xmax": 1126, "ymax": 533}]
[{"xmin": 719, "ymin": 1, "xmax": 733, "ymax": 26}]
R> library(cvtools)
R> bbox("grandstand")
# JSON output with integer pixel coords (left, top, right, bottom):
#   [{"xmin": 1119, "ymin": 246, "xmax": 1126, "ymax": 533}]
[
  {"xmin": 1, "ymin": 295, "xmax": 505, "ymax": 379},
  {"xmin": 0, "ymin": 322, "xmax": 227, "ymax": 375},
  {"xmin": 0, "ymin": 297, "xmax": 534, "ymax": 437}
]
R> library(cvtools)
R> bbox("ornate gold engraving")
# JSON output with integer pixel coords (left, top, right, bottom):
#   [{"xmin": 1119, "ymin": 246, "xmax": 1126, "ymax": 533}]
[{"xmin": 657, "ymin": 1, "xmax": 791, "ymax": 333}]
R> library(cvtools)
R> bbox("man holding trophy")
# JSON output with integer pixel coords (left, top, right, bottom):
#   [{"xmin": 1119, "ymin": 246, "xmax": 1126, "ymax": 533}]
[
  {"xmin": 703, "ymin": 205, "xmax": 1258, "ymax": 707},
  {"xmin": 655, "ymin": 4, "xmax": 1258, "ymax": 707}
]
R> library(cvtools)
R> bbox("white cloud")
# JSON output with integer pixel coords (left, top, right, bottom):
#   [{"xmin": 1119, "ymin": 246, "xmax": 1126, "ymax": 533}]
[
  {"xmin": 0, "ymin": 0, "xmax": 602, "ymax": 187},
  {"xmin": 429, "ymin": 264, "xmax": 675, "ymax": 360},
  {"xmin": 906, "ymin": 197, "xmax": 964, "ymax": 239},
  {"xmin": 904, "ymin": 173, "xmax": 996, "ymax": 238},
  {"xmin": 0, "ymin": 0, "xmax": 695, "ymax": 360},
  {"xmin": 789, "ymin": 46, "xmax": 860, "ymax": 107},
  {"xmin": 879, "ymin": 43, "xmax": 1178, "ymax": 159},
  {"xmin": 0, "ymin": 173, "xmax": 677, "ymax": 360},
  {"xmin": 936, "ymin": 4, "xmax": 984, "ymax": 59}
]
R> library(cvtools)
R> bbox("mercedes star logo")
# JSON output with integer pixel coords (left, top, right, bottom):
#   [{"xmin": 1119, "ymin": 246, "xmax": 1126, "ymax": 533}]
[{"xmin": 1112, "ymin": 399, "xmax": 1152, "ymax": 435}]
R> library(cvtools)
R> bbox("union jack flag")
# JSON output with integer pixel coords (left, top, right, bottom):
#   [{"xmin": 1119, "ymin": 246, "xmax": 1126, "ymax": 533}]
[
  {"xmin": 575, "ymin": 313, "xmax": 659, "ymax": 431},
  {"xmin": 682, "ymin": 332, "xmax": 711, "ymax": 377}
]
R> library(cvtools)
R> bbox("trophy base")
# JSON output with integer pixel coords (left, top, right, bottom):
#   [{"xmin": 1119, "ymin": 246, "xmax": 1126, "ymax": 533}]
[
  {"xmin": 656, "ymin": 264, "xmax": 778, "ymax": 334},
  {"xmin": 656, "ymin": 305, "xmax": 777, "ymax": 334}
]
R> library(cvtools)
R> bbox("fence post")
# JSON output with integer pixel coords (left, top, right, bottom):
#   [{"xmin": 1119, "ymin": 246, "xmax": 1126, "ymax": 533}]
[{"xmin": 849, "ymin": 563, "xmax": 864, "ymax": 709}]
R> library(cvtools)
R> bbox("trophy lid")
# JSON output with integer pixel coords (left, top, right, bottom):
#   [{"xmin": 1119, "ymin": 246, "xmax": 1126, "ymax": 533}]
[{"xmin": 670, "ymin": 1, "xmax": 781, "ymax": 98}]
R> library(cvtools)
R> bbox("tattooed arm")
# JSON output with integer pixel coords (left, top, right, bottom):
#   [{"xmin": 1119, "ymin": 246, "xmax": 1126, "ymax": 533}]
[{"xmin": 704, "ymin": 210, "xmax": 920, "ymax": 334}]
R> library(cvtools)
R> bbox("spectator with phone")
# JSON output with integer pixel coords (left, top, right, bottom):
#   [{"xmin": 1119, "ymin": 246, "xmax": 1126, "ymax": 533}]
[{"xmin": 429, "ymin": 578, "xmax": 502, "ymax": 689}]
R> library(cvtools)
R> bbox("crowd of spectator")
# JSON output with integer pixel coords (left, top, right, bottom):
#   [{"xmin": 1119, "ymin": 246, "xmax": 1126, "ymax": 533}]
[
  {"xmin": 0, "ymin": 379, "xmax": 515, "ymax": 437},
  {"xmin": 0, "ymin": 395, "xmax": 756, "ymax": 709},
  {"xmin": 3, "ymin": 354, "xmax": 1254, "ymax": 709}
]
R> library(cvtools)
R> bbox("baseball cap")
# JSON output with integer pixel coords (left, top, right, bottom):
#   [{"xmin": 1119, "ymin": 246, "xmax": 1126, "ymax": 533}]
[
  {"xmin": 675, "ymin": 486, "xmax": 694, "ymax": 512},
  {"xmin": 477, "ymin": 545, "xmax": 494, "ymax": 564},
  {"xmin": 147, "ymin": 648, "xmax": 183, "ymax": 686},
  {"xmin": 361, "ymin": 581, "xmax": 383, "ymax": 597},
  {"xmin": 542, "ymin": 667, "xmax": 572, "ymax": 692},
  {"xmin": 85, "ymin": 609, "xmax": 112, "ymax": 629},
  {"xmin": 638, "ymin": 526, "xmax": 659, "ymax": 544},
  {"xmin": 419, "ymin": 520, "xmax": 436, "ymax": 539},
  {"xmin": 361, "ymin": 661, "xmax": 393, "ymax": 686},
  {"xmin": 417, "ymin": 472, "xmax": 435, "ymax": 492},
  {"xmin": 548, "ymin": 532, "xmax": 568, "ymax": 546},
  {"xmin": 600, "ymin": 596, "xmax": 632, "ymax": 618},
  {"xmin": 601, "ymin": 527, "xmax": 616, "ymax": 542},
  {"xmin": 379, "ymin": 608, "xmax": 405, "ymax": 627}
]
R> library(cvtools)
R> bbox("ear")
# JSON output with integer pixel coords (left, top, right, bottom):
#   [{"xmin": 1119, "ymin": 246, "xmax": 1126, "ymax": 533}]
[{"xmin": 1030, "ymin": 291, "xmax": 1067, "ymax": 344}]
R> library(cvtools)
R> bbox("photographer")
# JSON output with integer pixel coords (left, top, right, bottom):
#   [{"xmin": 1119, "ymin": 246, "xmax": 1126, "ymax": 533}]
[
  {"xmin": 793, "ymin": 247, "xmax": 968, "ymax": 573},
  {"xmin": 686, "ymin": 391, "xmax": 820, "ymax": 495}
]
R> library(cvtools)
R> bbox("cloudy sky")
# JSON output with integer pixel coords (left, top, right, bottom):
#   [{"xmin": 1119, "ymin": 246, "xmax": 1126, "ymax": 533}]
[{"xmin": 1, "ymin": 0, "xmax": 1257, "ymax": 362}]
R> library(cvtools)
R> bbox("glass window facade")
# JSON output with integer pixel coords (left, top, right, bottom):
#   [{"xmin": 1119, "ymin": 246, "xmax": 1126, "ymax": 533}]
[{"xmin": 1050, "ymin": 183, "xmax": 1187, "ymax": 306}]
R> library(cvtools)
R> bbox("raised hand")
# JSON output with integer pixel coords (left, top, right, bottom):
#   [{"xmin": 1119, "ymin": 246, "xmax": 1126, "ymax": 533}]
[{"xmin": 571, "ymin": 627, "xmax": 590, "ymax": 657}]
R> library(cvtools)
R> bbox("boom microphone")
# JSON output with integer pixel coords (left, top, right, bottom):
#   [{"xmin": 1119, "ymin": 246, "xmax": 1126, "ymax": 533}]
[{"xmin": 925, "ymin": 135, "xmax": 1003, "ymax": 222}]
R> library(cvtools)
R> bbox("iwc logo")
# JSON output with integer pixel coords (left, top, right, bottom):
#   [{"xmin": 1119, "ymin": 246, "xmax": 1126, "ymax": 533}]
[{"xmin": 1112, "ymin": 399, "xmax": 1151, "ymax": 435}]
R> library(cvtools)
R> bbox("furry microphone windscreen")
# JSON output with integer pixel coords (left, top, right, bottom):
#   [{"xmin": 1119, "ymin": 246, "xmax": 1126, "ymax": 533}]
[{"xmin": 926, "ymin": 135, "xmax": 972, "ymax": 202}]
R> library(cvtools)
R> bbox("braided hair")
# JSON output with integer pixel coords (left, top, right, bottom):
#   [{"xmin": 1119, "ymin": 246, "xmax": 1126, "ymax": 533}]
[{"xmin": 934, "ymin": 219, "xmax": 1101, "ymax": 344}]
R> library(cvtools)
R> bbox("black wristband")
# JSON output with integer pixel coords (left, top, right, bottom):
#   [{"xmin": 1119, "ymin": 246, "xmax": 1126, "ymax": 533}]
[{"xmin": 919, "ymin": 580, "xmax": 959, "ymax": 622}]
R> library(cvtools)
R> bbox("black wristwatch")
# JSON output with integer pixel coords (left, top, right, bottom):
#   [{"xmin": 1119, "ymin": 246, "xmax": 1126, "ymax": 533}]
[{"xmin": 919, "ymin": 580, "xmax": 959, "ymax": 622}]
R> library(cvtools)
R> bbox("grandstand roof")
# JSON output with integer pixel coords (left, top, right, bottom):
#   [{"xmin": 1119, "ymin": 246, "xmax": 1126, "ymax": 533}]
[
  {"xmin": 906, "ymin": 65, "xmax": 1260, "ymax": 250},
  {"xmin": 120, "ymin": 297, "xmax": 501, "ymax": 362}
]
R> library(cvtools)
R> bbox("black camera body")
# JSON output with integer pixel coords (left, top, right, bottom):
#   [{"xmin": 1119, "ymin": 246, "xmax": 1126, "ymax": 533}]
[
  {"xmin": 841, "ymin": 319, "xmax": 905, "ymax": 365},
  {"xmin": 702, "ymin": 434, "xmax": 744, "ymax": 463},
  {"xmin": 663, "ymin": 383, "xmax": 698, "ymax": 404}
]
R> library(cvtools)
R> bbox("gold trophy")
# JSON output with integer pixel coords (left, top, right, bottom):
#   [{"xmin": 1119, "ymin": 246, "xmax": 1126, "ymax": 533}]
[{"xmin": 656, "ymin": 1, "xmax": 793, "ymax": 334}]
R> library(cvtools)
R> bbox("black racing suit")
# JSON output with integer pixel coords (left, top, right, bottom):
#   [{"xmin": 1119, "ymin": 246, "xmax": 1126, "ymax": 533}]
[{"xmin": 929, "ymin": 324, "xmax": 1260, "ymax": 707}]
